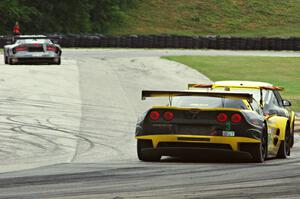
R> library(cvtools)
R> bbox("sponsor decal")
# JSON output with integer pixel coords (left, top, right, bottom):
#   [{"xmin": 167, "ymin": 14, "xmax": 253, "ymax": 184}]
[{"xmin": 222, "ymin": 131, "xmax": 235, "ymax": 137}]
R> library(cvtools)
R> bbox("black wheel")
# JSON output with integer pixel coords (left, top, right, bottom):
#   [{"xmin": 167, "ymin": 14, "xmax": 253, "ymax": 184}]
[
  {"xmin": 56, "ymin": 57, "xmax": 61, "ymax": 65},
  {"xmin": 249, "ymin": 127, "xmax": 268, "ymax": 163},
  {"xmin": 277, "ymin": 126, "xmax": 290, "ymax": 158},
  {"xmin": 8, "ymin": 58, "xmax": 14, "ymax": 65},
  {"xmin": 4, "ymin": 56, "xmax": 8, "ymax": 64},
  {"xmin": 137, "ymin": 140, "xmax": 161, "ymax": 162}
]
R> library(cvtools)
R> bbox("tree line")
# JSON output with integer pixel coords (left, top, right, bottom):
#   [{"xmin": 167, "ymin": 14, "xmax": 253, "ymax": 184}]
[{"xmin": 0, "ymin": 0, "xmax": 137, "ymax": 35}]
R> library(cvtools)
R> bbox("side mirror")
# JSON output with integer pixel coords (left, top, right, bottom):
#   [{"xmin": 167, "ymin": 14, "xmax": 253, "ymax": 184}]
[{"xmin": 282, "ymin": 99, "xmax": 291, "ymax": 107}]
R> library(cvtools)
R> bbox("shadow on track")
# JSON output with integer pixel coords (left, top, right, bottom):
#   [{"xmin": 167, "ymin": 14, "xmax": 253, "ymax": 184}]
[{"xmin": 159, "ymin": 153, "xmax": 254, "ymax": 164}]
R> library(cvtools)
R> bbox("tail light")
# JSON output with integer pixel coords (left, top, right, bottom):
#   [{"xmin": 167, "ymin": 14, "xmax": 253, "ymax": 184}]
[
  {"xmin": 231, "ymin": 113, "xmax": 242, "ymax": 123},
  {"xmin": 149, "ymin": 111, "xmax": 160, "ymax": 121},
  {"xmin": 163, "ymin": 111, "xmax": 174, "ymax": 121},
  {"xmin": 13, "ymin": 46, "xmax": 27, "ymax": 53},
  {"xmin": 217, "ymin": 113, "xmax": 228, "ymax": 122},
  {"xmin": 46, "ymin": 45, "xmax": 57, "ymax": 52}
]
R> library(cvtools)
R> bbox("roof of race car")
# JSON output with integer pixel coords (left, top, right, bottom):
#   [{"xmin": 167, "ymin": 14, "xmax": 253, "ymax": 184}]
[
  {"xmin": 214, "ymin": 81, "xmax": 273, "ymax": 87},
  {"xmin": 189, "ymin": 81, "xmax": 283, "ymax": 91},
  {"xmin": 15, "ymin": 35, "xmax": 47, "ymax": 39}
]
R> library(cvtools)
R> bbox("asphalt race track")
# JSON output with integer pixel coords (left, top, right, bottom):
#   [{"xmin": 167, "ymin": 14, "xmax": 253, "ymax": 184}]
[{"xmin": 0, "ymin": 49, "xmax": 299, "ymax": 199}]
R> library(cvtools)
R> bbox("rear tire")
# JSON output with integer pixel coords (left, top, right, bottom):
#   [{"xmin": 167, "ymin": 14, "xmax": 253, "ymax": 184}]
[
  {"xmin": 8, "ymin": 58, "xmax": 14, "ymax": 65},
  {"xmin": 56, "ymin": 57, "xmax": 61, "ymax": 65},
  {"xmin": 4, "ymin": 56, "xmax": 8, "ymax": 64},
  {"xmin": 277, "ymin": 126, "xmax": 290, "ymax": 158},
  {"xmin": 137, "ymin": 140, "xmax": 161, "ymax": 162},
  {"xmin": 250, "ymin": 127, "xmax": 268, "ymax": 163}
]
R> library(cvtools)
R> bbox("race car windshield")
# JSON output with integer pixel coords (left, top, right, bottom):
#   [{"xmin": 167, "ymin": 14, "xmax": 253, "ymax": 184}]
[{"xmin": 172, "ymin": 96, "xmax": 247, "ymax": 109}]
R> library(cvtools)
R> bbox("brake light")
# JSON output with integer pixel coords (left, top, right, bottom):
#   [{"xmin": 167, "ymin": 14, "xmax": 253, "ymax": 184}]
[
  {"xmin": 14, "ymin": 46, "xmax": 27, "ymax": 52},
  {"xmin": 217, "ymin": 113, "xmax": 228, "ymax": 122},
  {"xmin": 149, "ymin": 111, "xmax": 160, "ymax": 121},
  {"xmin": 163, "ymin": 111, "xmax": 174, "ymax": 121},
  {"xmin": 231, "ymin": 113, "xmax": 242, "ymax": 123},
  {"xmin": 46, "ymin": 45, "xmax": 57, "ymax": 52}
]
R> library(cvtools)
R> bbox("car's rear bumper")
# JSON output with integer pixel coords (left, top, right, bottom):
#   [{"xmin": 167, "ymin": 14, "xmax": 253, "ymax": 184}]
[
  {"xmin": 9, "ymin": 56, "xmax": 60, "ymax": 64},
  {"xmin": 136, "ymin": 134, "xmax": 261, "ymax": 157}
]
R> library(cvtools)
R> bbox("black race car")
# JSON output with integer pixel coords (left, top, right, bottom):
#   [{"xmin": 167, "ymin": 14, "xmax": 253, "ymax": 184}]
[{"xmin": 136, "ymin": 90, "xmax": 291, "ymax": 163}]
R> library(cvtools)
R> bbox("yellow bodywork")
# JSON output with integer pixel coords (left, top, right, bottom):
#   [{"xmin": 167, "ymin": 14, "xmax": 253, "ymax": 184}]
[
  {"xmin": 139, "ymin": 82, "xmax": 292, "ymax": 158},
  {"xmin": 266, "ymin": 115, "xmax": 289, "ymax": 155},
  {"xmin": 188, "ymin": 80, "xmax": 293, "ymax": 156},
  {"xmin": 136, "ymin": 135, "xmax": 260, "ymax": 152}
]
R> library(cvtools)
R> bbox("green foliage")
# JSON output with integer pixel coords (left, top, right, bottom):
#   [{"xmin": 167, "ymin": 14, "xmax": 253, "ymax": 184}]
[
  {"xmin": 0, "ymin": 0, "xmax": 38, "ymax": 33},
  {"xmin": 2, "ymin": 0, "xmax": 298, "ymax": 36},
  {"xmin": 0, "ymin": 0, "xmax": 137, "ymax": 34},
  {"xmin": 90, "ymin": 0, "xmax": 125, "ymax": 32},
  {"xmin": 111, "ymin": 0, "xmax": 300, "ymax": 37}
]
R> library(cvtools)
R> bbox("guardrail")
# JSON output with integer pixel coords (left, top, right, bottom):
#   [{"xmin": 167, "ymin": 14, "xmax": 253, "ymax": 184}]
[{"xmin": 1, "ymin": 34, "xmax": 300, "ymax": 50}]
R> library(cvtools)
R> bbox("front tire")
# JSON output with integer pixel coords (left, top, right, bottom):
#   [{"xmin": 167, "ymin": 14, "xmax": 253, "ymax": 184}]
[{"xmin": 137, "ymin": 139, "xmax": 161, "ymax": 162}]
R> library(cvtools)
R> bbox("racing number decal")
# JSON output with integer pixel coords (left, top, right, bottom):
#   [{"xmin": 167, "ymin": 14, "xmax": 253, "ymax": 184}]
[{"xmin": 225, "ymin": 121, "xmax": 231, "ymax": 131}]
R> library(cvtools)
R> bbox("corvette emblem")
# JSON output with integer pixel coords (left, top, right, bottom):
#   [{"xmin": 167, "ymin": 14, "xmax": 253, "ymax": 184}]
[{"xmin": 189, "ymin": 110, "xmax": 200, "ymax": 119}]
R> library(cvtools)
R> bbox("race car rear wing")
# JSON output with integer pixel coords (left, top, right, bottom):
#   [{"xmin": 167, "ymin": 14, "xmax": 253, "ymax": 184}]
[
  {"xmin": 142, "ymin": 90, "xmax": 253, "ymax": 102},
  {"xmin": 187, "ymin": 83, "xmax": 284, "ymax": 91}
]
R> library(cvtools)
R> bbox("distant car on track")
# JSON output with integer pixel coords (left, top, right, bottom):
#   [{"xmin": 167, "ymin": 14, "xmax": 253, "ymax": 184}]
[
  {"xmin": 135, "ymin": 89, "xmax": 291, "ymax": 163},
  {"xmin": 3, "ymin": 35, "xmax": 62, "ymax": 65}
]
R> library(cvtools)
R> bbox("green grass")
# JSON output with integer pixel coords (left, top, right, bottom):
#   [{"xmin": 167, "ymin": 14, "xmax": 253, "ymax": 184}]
[
  {"xmin": 163, "ymin": 56, "xmax": 300, "ymax": 112},
  {"xmin": 110, "ymin": 0, "xmax": 300, "ymax": 37}
]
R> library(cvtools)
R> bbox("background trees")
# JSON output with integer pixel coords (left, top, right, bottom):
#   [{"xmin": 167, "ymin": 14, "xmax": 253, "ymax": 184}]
[{"xmin": 0, "ymin": 0, "xmax": 137, "ymax": 34}]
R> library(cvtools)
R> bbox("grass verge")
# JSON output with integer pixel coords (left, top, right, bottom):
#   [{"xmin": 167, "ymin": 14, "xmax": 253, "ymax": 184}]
[
  {"xmin": 163, "ymin": 55, "xmax": 300, "ymax": 112},
  {"xmin": 111, "ymin": 0, "xmax": 300, "ymax": 37}
]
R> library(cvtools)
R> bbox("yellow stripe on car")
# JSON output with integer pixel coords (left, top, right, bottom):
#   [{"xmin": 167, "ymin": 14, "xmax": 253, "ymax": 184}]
[{"xmin": 136, "ymin": 135, "xmax": 260, "ymax": 151}]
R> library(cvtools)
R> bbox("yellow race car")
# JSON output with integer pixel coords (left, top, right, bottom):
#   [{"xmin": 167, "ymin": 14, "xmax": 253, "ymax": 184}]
[
  {"xmin": 136, "ymin": 90, "xmax": 281, "ymax": 163},
  {"xmin": 189, "ymin": 81, "xmax": 295, "ymax": 157}
]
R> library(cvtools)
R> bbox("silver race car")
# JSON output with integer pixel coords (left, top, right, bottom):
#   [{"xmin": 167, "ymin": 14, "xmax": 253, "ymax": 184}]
[{"xmin": 4, "ymin": 35, "xmax": 62, "ymax": 65}]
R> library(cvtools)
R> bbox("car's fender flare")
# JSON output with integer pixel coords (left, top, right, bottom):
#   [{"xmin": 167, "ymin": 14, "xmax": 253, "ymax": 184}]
[
  {"xmin": 290, "ymin": 111, "xmax": 295, "ymax": 133},
  {"xmin": 276, "ymin": 117, "xmax": 289, "ymax": 141}
]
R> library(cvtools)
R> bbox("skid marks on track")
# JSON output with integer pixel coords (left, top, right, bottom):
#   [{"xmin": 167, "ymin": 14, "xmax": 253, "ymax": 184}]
[
  {"xmin": 0, "ymin": 95, "xmax": 94, "ymax": 162},
  {"xmin": 72, "ymin": 103, "xmax": 133, "ymax": 161}
]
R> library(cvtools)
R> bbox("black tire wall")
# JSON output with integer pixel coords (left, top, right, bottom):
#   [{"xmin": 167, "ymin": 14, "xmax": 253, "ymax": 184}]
[{"xmin": 1, "ymin": 34, "xmax": 300, "ymax": 50}]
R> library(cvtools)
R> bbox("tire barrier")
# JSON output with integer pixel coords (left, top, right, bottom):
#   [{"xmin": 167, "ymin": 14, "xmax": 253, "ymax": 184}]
[{"xmin": 1, "ymin": 34, "xmax": 300, "ymax": 50}]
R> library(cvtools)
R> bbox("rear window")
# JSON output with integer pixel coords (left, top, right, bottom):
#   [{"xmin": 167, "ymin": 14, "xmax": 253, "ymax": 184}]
[
  {"xmin": 210, "ymin": 87, "xmax": 265, "ymax": 104},
  {"xmin": 16, "ymin": 39, "xmax": 52, "ymax": 44},
  {"xmin": 172, "ymin": 96, "xmax": 247, "ymax": 109}
]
